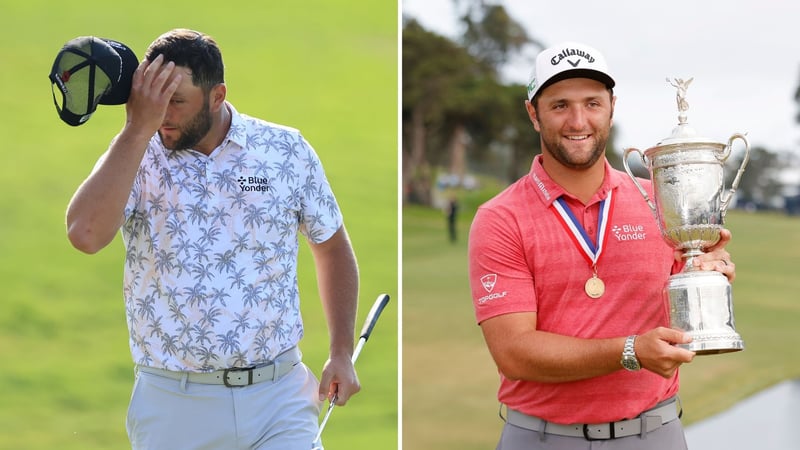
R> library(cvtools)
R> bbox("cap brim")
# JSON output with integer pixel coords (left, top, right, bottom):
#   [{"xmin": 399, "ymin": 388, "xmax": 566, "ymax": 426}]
[
  {"xmin": 537, "ymin": 68, "xmax": 615, "ymax": 98},
  {"xmin": 98, "ymin": 38, "xmax": 138, "ymax": 105}
]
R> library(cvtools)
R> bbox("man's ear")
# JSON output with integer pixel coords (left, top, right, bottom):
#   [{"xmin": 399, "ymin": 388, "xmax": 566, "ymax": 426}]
[
  {"xmin": 525, "ymin": 100, "xmax": 540, "ymax": 132},
  {"xmin": 610, "ymin": 94, "xmax": 616, "ymax": 127},
  {"xmin": 211, "ymin": 83, "xmax": 227, "ymax": 111}
]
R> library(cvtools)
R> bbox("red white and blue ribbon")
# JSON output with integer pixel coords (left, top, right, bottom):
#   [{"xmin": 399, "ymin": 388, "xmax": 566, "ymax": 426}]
[{"xmin": 551, "ymin": 190, "xmax": 615, "ymax": 269}]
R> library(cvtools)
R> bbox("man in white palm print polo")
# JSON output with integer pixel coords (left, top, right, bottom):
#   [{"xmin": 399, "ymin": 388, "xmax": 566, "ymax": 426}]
[{"xmin": 66, "ymin": 28, "xmax": 360, "ymax": 450}]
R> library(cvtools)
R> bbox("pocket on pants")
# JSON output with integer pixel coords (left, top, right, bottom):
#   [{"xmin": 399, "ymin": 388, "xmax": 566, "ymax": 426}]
[{"xmin": 248, "ymin": 362, "xmax": 323, "ymax": 448}]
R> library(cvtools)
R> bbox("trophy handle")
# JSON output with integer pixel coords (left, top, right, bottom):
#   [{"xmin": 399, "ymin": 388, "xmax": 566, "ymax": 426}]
[
  {"xmin": 720, "ymin": 133, "xmax": 751, "ymax": 215},
  {"xmin": 622, "ymin": 147, "xmax": 657, "ymax": 216}
]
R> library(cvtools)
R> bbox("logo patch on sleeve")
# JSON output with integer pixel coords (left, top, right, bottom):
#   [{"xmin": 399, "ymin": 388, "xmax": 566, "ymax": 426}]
[
  {"xmin": 480, "ymin": 274, "xmax": 497, "ymax": 292},
  {"xmin": 477, "ymin": 273, "xmax": 507, "ymax": 304}
]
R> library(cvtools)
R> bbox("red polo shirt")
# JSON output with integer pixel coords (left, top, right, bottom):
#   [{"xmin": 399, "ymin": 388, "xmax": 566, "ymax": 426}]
[{"xmin": 468, "ymin": 155, "xmax": 680, "ymax": 424}]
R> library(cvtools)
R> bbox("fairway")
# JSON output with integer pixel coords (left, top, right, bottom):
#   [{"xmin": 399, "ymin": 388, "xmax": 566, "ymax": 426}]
[
  {"xmin": 402, "ymin": 201, "xmax": 800, "ymax": 450},
  {"xmin": 0, "ymin": 1, "xmax": 397, "ymax": 449}
]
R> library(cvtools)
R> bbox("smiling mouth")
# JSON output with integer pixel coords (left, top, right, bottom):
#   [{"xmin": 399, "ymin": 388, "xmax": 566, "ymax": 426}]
[{"xmin": 566, "ymin": 135, "xmax": 590, "ymax": 141}]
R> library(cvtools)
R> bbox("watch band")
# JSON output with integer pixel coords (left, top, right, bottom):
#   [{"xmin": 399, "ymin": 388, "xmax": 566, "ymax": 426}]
[
  {"xmin": 621, "ymin": 335, "xmax": 640, "ymax": 371},
  {"xmin": 623, "ymin": 335, "xmax": 636, "ymax": 355}
]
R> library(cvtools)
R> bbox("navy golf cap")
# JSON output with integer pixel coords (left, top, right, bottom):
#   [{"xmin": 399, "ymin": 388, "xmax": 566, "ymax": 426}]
[{"xmin": 49, "ymin": 36, "xmax": 138, "ymax": 126}]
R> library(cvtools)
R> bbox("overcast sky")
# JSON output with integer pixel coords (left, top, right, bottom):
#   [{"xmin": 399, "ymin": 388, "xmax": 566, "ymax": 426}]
[{"xmin": 403, "ymin": 0, "xmax": 800, "ymax": 155}]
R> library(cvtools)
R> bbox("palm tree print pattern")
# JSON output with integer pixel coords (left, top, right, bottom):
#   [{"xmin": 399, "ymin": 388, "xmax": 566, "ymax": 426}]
[{"xmin": 121, "ymin": 104, "xmax": 342, "ymax": 371}]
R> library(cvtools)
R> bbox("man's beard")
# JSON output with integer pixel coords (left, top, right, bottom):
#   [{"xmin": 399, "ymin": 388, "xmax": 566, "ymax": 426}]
[
  {"xmin": 539, "ymin": 112, "xmax": 612, "ymax": 170},
  {"xmin": 160, "ymin": 102, "xmax": 213, "ymax": 151},
  {"xmin": 544, "ymin": 136, "xmax": 607, "ymax": 170}
]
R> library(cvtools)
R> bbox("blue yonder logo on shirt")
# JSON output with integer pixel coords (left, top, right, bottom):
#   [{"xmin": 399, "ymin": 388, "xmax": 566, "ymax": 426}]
[
  {"xmin": 237, "ymin": 176, "xmax": 271, "ymax": 193},
  {"xmin": 612, "ymin": 223, "xmax": 647, "ymax": 241}
]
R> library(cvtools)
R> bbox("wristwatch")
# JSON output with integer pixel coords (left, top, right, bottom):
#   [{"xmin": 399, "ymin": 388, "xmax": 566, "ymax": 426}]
[{"xmin": 621, "ymin": 335, "xmax": 641, "ymax": 371}]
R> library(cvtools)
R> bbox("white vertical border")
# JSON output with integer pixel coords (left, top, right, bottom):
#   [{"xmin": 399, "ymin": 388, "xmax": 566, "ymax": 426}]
[{"xmin": 396, "ymin": 0, "xmax": 404, "ymax": 448}]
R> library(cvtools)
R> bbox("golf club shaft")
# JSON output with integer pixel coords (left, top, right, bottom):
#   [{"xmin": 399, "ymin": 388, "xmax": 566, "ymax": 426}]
[{"xmin": 312, "ymin": 293, "xmax": 391, "ymax": 446}]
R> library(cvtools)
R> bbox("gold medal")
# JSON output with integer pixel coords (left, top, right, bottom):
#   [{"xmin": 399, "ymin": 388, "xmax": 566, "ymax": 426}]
[{"xmin": 584, "ymin": 275, "xmax": 605, "ymax": 298}]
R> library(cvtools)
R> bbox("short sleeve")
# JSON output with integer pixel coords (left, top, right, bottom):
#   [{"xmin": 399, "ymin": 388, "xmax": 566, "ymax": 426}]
[
  {"xmin": 296, "ymin": 135, "xmax": 343, "ymax": 243},
  {"xmin": 468, "ymin": 206, "xmax": 538, "ymax": 324}
]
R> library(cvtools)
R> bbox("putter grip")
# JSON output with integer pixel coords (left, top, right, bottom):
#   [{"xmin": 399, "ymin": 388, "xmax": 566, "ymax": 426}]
[{"xmin": 359, "ymin": 294, "xmax": 390, "ymax": 341}]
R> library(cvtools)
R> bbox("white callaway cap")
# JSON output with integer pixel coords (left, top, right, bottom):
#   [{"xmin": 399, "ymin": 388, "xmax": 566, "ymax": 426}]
[{"xmin": 526, "ymin": 41, "xmax": 615, "ymax": 101}]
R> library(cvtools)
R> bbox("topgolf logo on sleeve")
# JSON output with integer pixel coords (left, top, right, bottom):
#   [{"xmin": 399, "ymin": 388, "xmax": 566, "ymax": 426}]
[
  {"xmin": 478, "ymin": 274, "xmax": 507, "ymax": 304},
  {"xmin": 480, "ymin": 274, "xmax": 497, "ymax": 293}
]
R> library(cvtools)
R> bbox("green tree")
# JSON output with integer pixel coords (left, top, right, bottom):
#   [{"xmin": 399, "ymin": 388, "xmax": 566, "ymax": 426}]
[
  {"xmin": 725, "ymin": 145, "xmax": 783, "ymax": 209},
  {"xmin": 404, "ymin": 2, "xmax": 583, "ymax": 203},
  {"xmin": 457, "ymin": 0, "xmax": 536, "ymax": 70},
  {"xmin": 481, "ymin": 83, "xmax": 540, "ymax": 182},
  {"xmin": 402, "ymin": 18, "xmax": 479, "ymax": 204}
]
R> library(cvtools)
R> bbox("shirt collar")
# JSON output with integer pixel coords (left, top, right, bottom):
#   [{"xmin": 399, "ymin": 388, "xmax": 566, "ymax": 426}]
[
  {"xmin": 151, "ymin": 101, "xmax": 248, "ymax": 154},
  {"xmin": 222, "ymin": 102, "xmax": 248, "ymax": 150},
  {"xmin": 528, "ymin": 154, "xmax": 624, "ymax": 206}
]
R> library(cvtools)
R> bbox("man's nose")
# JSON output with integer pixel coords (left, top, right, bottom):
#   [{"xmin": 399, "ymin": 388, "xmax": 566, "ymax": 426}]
[{"xmin": 565, "ymin": 106, "xmax": 587, "ymax": 129}]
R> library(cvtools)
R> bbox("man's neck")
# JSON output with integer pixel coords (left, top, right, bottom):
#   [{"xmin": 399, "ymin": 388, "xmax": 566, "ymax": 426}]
[
  {"xmin": 196, "ymin": 103, "xmax": 232, "ymax": 156},
  {"xmin": 540, "ymin": 154, "xmax": 606, "ymax": 204}
]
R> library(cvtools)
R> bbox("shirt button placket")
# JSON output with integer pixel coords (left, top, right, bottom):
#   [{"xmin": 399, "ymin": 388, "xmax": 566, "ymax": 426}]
[{"xmin": 584, "ymin": 208, "xmax": 596, "ymax": 242}]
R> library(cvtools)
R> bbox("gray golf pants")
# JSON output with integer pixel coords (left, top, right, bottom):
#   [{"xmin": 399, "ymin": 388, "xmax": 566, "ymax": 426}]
[{"xmin": 496, "ymin": 418, "xmax": 688, "ymax": 450}]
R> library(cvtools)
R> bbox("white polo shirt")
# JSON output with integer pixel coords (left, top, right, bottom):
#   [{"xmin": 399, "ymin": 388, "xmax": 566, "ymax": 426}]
[{"xmin": 121, "ymin": 103, "xmax": 342, "ymax": 372}]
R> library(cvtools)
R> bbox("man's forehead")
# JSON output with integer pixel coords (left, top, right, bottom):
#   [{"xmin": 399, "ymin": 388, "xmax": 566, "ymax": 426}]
[
  {"xmin": 539, "ymin": 77, "xmax": 609, "ymax": 98},
  {"xmin": 173, "ymin": 66, "xmax": 201, "ymax": 95}
]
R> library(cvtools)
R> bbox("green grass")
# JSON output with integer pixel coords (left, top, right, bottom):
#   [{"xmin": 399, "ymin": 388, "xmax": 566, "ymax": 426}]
[
  {"xmin": 402, "ymin": 201, "xmax": 800, "ymax": 450},
  {"xmin": 0, "ymin": 1, "xmax": 397, "ymax": 449}
]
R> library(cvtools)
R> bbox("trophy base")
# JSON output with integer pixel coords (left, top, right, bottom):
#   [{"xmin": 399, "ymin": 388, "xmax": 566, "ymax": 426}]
[
  {"xmin": 675, "ymin": 335, "xmax": 744, "ymax": 355},
  {"xmin": 667, "ymin": 271, "xmax": 744, "ymax": 356}
]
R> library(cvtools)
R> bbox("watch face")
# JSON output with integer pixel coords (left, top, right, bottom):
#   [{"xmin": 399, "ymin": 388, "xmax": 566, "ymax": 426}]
[{"xmin": 622, "ymin": 356, "xmax": 640, "ymax": 371}]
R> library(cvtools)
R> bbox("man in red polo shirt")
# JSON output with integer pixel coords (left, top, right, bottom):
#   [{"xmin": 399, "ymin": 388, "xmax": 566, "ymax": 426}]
[{"xmin": 468, "ymin": 41, "xmax": 737, "ymax": 449}]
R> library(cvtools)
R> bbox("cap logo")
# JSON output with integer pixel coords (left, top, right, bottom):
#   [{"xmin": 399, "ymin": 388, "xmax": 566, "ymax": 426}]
[
  {"xmin": 61, "ymin": 70, "xmax": 71, "ymax": 82},
  {"xmin": 526, "ymin": 78, "xmax": 537, "ymax": 97},
  {"xmin": 550, "ymin": 47, "xmax": 595, "ymax": 67},
  {"xmin": 52, "ymin": 72, "xmax": 68, "ymax": 95}
]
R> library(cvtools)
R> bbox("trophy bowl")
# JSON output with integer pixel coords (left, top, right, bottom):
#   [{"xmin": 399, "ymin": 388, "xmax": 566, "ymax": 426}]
[
  {"xmin": 641, "ymin": 137, "xmax": 731, "ymax": 257},
  {"xmin": 623, "ymin": 77, "xmax": 750, "ymax": 355}
]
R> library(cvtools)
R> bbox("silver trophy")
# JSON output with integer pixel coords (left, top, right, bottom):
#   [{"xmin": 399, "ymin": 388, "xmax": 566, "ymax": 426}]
[{"xmin": 623, "ymin": 77, "xmax": 750, "ymax": 355}]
